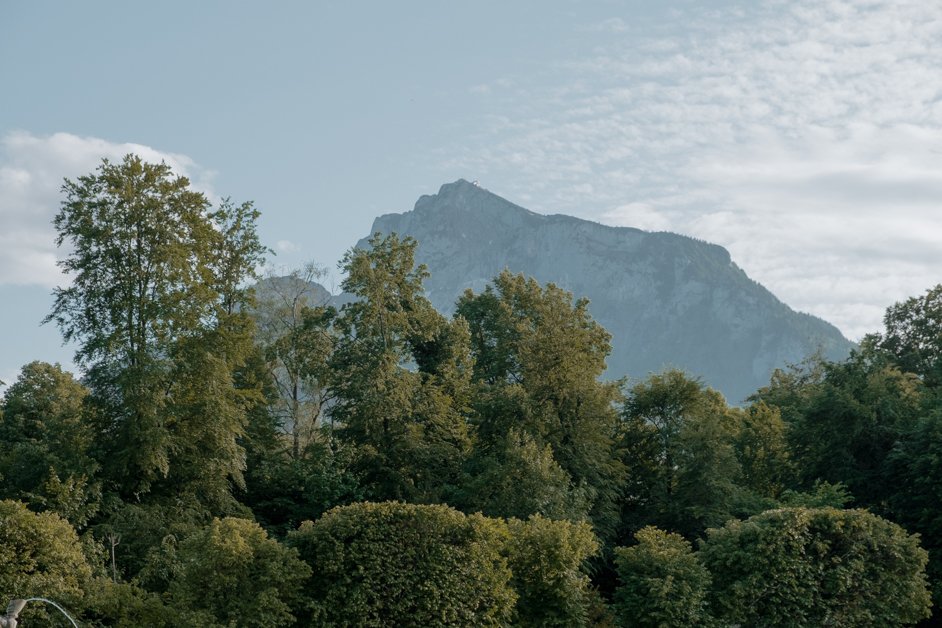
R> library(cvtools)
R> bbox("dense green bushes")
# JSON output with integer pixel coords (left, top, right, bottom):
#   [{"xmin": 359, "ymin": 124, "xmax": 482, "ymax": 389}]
[
  {"xmin": 700, "ymin": 507, "xmax": 930, "ymax": 626},
  {"xmin": 289, "ymin": 502, "xmax": 514, "ymax": 626},
  {"xmin": 0, "ymin": 500, "xmax": 91, "ymax": 623},
  {"xmin": 611, "ymin": 508, "xmax": 931, "ymax": 627},
  {"xmin": 613, "ymin": 527, "xmax": 710, "ymax": 627},
  {"xmin": 287, "ymin": 502, "xmax": 599, "ymax": 627}
]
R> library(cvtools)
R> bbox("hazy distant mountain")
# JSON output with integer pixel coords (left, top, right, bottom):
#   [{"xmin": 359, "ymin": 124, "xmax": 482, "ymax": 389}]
[{"xmin": 352, "ymin": 179, "xmax": 854, "ymax": 402}]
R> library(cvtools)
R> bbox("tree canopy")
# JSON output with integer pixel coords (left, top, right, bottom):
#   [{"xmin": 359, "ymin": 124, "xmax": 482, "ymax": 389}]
[{"xmin": 3, "ymin": 154, "xmax": 939, "ymax": 625}]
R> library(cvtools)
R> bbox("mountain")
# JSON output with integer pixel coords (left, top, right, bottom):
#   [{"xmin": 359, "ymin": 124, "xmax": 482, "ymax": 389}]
[{"xmin": 353, "ymin": 179, "xmax": 854, "ymax": 402}]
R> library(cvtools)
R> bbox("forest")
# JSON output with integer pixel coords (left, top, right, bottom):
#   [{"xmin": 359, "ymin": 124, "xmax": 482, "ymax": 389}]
[{"xmin": 2, "ymin": 154, "xmax": 941, "ymax": 627}]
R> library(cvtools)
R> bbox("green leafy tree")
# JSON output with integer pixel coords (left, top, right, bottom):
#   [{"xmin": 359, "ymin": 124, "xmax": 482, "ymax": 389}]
[
  {"xmin": 877, "ymin": 284, "xmax": 942, "ymax": 387},
  {"xmin": 253, "ymin": 265, "xmax": 337, "ymax": 459},
  {"xmin": 288, "ymin": 501, "xmax": 516, "ymax": 627},
  {"xmin": 46, "ymin": 154, "xmax": 265, "ymax": 508},
  {"xmin": 80, "ymin": 579, "xmax": 191, "ymax": 627},
  {"xmin": 241, "ymin": 272, "xmax": 359, "ymax": 536},
  {"xmin": 750, "ymin": 351, "xmax": 827, "ymax": 427},
  {"xmin": 613, "ymin": 526, "xmax": 711, "ymax": 628},
  {"xmin": 457, "ymin": 271, "xmax": 624, "ymax": 537},
  {"xmin": 153, "ymin": 517, "xmax": 311, "ymax": 628},
  {"xmin": 0, "ymin": 361, "xmax": 100, "ymax": 527},
  {"xmin": 885, "ymin": 409, "xmax": 942, "ymax": 607},
  {"xmin": 505, "ymin": 515, "xmax": 600, "ymax": 627},
  {"xmin": 459, "ymin": 429, "xmax": 592, "ymax": 522},
  {"xmin": 0, "ymin": 500, "xmax": 92, "ymax": 624},
  {"xmin": 734, "ymin": 401, "xmax": 794, "ymax": 499},
  {"xmin": 786, "ymin": 351, "xmax": 924, "ymax": 509},
  {"xmin": 621, "ymin": 370, "xmax": 746, "ymax": 538},
  {"xmin": 700, "ymin": 507, "xmax": 931, "ymax": 626},
  {"xmin": 330, "ymin": 233, "xmax": 472, "ymax": 501},
  {"xmin": 241, "ymin": 436, "xmax": 364, "ymax": 537}
]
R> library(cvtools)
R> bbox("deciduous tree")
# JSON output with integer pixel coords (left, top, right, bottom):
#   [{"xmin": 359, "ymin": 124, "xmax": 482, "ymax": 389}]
[
  {"xmin": 288, "ymin": 502, "xmax": 516, "ymax": 626},
  {"xmin": 46, "ymin": 155, "xmax": 265, "ymax": 507},
  {"xmin": 457, "ymin": 271, "xmax": 623, "ymax": 537},
  {"xmin": 330, "ymin": 233, "xmax": 472, "ymax": 501}
]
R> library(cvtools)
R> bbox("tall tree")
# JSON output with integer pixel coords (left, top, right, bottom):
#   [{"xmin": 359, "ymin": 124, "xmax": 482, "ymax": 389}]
[
  {"xmin": 46, "ymin": 154, "xmax": 265, "ymax": 505},
  {"xmin": 786, "ymin": 350, "xmax": 923, "ymax": 509},
  {"xmin": 456, "ymin": 271, "xmax": 624, "ymax": 536},
  {"xmin": 252, "ymin": 265, "xmax": 336, "ymax": 459},
  {"xmin": 329, "ymin": 233, "xmax": 472, "ymax": 502}
]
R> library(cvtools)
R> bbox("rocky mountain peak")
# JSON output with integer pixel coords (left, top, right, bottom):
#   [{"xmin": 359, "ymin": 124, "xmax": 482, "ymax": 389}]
[{"xmin": 356, "ymin": 182, "xmax": 854, "ymax": 402}]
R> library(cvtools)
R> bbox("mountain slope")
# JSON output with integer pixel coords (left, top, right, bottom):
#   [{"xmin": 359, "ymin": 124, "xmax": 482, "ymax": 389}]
[{"xmin": 356, "ymin": 179, "xmax": 854, "ymax": 402}]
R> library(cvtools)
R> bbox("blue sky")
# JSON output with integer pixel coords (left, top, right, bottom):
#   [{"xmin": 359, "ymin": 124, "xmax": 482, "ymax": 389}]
[{"xmin": 2, "ymin": 0, "xmax": 941, "ymax": 388}]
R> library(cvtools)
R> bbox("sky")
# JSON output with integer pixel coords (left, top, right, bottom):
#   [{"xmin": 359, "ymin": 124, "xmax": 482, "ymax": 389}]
[{"xmin": 2, "ymin": 0, "xmax": 941, "ymax": 389}]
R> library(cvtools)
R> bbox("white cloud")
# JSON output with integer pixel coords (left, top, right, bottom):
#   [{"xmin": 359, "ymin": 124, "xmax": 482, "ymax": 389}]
[
  {"xmin": 443, "ymin": 0, "xmax": 942, "ymax": 340},
  {"xmin": 275, "ymin": 239, "xmax": 299, "ymax": 253},
  {"xmin": 0, "ymin": 132, "xmax": 215, "ymax": 288}
]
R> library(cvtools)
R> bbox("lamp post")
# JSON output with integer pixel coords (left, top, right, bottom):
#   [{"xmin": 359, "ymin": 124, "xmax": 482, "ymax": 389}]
[{"xmin": 0, "ymin": 598, "xmax": 79, "ymax": 627}]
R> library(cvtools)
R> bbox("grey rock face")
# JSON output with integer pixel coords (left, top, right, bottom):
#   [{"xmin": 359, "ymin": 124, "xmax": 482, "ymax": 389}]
[{"xmin": 355, "ymin": 179, "xmax": 854, "ymax": 403}]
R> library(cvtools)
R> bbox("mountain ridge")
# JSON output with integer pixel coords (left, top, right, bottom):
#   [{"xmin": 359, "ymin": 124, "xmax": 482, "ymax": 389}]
[{"xmin": 354, "ymin": 179, "xmax": 854, "ymax": 402}]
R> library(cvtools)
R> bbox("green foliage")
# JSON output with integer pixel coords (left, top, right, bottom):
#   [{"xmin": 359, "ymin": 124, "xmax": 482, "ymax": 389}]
[
  {"xmin": 330, "ymin": 233, "xmax": 472, "ymax": 501},
  {"xmin": 700, "ymin": 507, "xmax": 931, "ymax": 626},
  {"xmin": 46, "ymin": 154, "xmax": 264, "ymax": 505},
  {"xmin": 621, "ymin": 370, "xmax": 747, "ymax": 537},
  {"xmin": 779, "ymin": 480, "xmax": 853, "ymax": 509},
  {"xmin": 457, "ymin": 270, "xmax": 624, "ymax": 538},
  {"xmin": 0, "ymin": 361, "xmax": 100, "ymax": 527},
  {"xmin": 288, "ymin": 501, "xmax": 516, "ymax": 626},
  {"xmin": 17, "ymin": 170, "xmax": 942, "ymax": 626},
  {"xmin": 877, "ymin": 283, "xmax": 942, "ymax": 387},
  {"xmin": 80, "ymin": 578, "xmax": 191, "ymax": 627},
  {"xmin": 613, "ymin": 526, "xmax": 711, "ymax": 628},
  {"xmin": 734, "ymin": 401, "xmax": 794, "ymax": 499},
  {"xmin": 253, "ymin": 265, "xmax": 337, "ymax": 459},
  {"xmin": 158, "ymin": 517, "xmax": 311, "ymax": 628},
  {"xmin": 885, "ymin": 409, "xmax": 942, "ymax": 607},
  {"xmin": 505, "ymin": 515, "xmax": 600, "ymax": 627},
  {"xmin": 241, "ymin": 437, "xmax": 364, "ymax": 537},
  {"xmin": 48, "ymin": 155, "xmax": 218, "ymax": 367},
  {"xmin": 0, "ymin": 500, "xmax": 92, "ymax": 623},
  {"xmin": 788, "ymin": 351, "xmax": 923, "ymax": 507},
  {"xmin": 106, "ymin": 498, "xmax": 205, "ymax": 581},
  {"xmin": 459, "ymin": 429, "xmax": 592, "ymax": 522}
]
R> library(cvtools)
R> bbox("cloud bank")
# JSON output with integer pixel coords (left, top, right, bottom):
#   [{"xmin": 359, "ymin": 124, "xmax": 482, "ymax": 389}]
[
  {"xmin": 449, "ymin": 0, "xmax": 942, "ymax": 340},
  {"xmin": 0, "ymin": 132, "xmax": 214, "ymax": 288}
]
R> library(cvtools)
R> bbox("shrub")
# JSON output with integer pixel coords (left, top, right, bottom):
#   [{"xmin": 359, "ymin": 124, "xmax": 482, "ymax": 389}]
[
  {"xmin": 288, "ymin": 502, "xmax": 515, "ymax": 626},
  {"xmin": 613, "ymin": 526, "xmax": 711, "ymax": 627},
  {"xmin": 699, "ymin": 507, "xmax": 931, "ymax": 626}
]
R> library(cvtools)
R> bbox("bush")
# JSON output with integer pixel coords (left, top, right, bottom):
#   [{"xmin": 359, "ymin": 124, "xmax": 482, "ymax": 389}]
[
  {"xmin": 505, "ymin": 515, "xmax": 599, "ymax": 627},
  {"xmin": 288, "ymin": 502, "xmax": 516, "ymax": 626},
  {"xmin": 161, "ymin": 517, "xmax": 311, "ymax": 628},
  {"xmin": 80, "ymin": 579, "xmax": 191, "ymax": 627},
  {"xmin": 699, "ymin": 507, "xmax": 931, "ymax": 626},
  {"xmin": 0, "ymin": 499, "xmax": 91, "ymax": 623},
  {"xmin": 613, "ymin": 526, "xmax": 711, "ymax": 628}
]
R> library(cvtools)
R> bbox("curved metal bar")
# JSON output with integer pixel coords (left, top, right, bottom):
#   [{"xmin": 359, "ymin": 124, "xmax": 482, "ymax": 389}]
[{"xmin": 22, "ymin": 598, "xmax": 79, "ymax": 627}]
